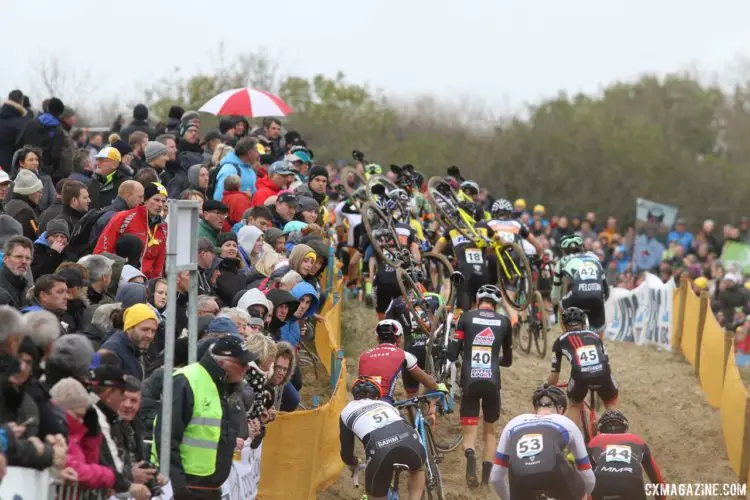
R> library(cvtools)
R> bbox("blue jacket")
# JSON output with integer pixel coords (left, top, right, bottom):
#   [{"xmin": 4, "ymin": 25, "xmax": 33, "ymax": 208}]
[
  {"xmin": 667, "ymin": 230, "xmax": 693, "ymax": 252},
  {"xmin": 213, "ymin": 151, "xmax": 257, "ymax": 200},
  {"xmin": 279, "ymin": 282, "xmax": 320, "ymax": 347},
  {"xmin": 100, "ymin": 330, "xmax": 145, "ymax": 380}
]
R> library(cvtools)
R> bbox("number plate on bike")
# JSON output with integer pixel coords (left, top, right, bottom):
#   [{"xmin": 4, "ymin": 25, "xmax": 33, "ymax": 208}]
[
  {"xmin": 575, "ymin": 345, "xmax": 599, "ymax": 367},
  {"xmin": 465, "ymin": 248, "xmax": 483, "ymax": 264},
  {"xmin": 516, "ymin": 433, "xmax": 543, "ymax": 458},
  {"xmin": 605, "ymin": 444, "xmax": 631, "ymax": 463}
]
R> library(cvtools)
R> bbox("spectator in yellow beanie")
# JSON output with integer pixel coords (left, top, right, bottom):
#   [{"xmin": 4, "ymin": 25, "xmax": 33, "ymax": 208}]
[
  {"xmin": 692, "ymin": 276, "xmax": 708, "ymax": 295},
  {"xmin": 100, "ymin": 303, "xmax": 159, "ymax": 379}
]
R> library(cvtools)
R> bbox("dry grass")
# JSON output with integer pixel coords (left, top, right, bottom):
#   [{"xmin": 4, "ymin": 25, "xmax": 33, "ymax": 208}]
[{"xmin": 320, "ymin": 300, "xmax": 743, "ymax": 500}]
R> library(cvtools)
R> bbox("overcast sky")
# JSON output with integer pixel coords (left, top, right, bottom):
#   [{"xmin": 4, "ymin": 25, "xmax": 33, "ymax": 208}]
[{"xmin": 2, "ymin": 0, "xmax": 750, "ymax": 115}]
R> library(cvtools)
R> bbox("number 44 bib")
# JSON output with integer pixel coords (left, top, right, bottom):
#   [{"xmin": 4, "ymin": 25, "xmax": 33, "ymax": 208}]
[{"xmin": 605, "ymin": 444, "xmax": 631, "ymax": 463}]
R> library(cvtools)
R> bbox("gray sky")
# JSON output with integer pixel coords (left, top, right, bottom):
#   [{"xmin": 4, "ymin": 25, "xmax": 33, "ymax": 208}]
[{"xmin": 2, "ymin": 0, "xmax": 749, "ymax": 115}]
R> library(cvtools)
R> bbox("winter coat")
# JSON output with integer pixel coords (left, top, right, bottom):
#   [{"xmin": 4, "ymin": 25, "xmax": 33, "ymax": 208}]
[
  {"xmin": 10, "ymin": 165, "xmax": 56, "ymax": 212},
  {"xmin": 250, "ymin": 175, "xmax": 282, "ymax": 207},
  {"xmin": 4, "ymin": 192, "xmax": 40, "ymax": 240},
  {"xmin": 266, "ymin": 289, "xmax": 299, "ymax": 340},
  {"xmin": 64, "ymin": 410, "xmax": 116, "ymax": 489},
  {"xmin": 17, "ymin": 113, "xmax": 71, "ymax": 182},
  {"xmin": 269, "ymin": 341, "xmax": 298, "ymax": 411},
  {"xmin": 37, "ymin": 200, "xmax": 64, "ymax": 233},
  {"xmin": 93, "ymin": 205, "xmax": 167, "ymax": 279},
  {"xmin": 0, "ymin": 100, "xmax": 29, "ymax": 170},
  {"xmin": 119, "ymin": 119, "xmax": 155, "ymax": 142},
  {"xmin": 213, "ymin": 151, "xmax": 256, "ymax": 201},
  {"xmin": 214, "ymin": 257, "xmax": 246, "ymax": 308},
  {"xmin": 165, "ymin": 151, "xmax": 202, "ymax": 199},
  {"xmin": 25, "ymin": 377, "xmax": 67, "ymax": 439},
  {"xmin": 101, "ymin": 330, "xmax": 145, "ymax": 380},
  {"xmin": 0, "ymin": 263, "xmax": 30, "ymax": 308},
  {"xmin": 279, "ymin": 282, "xmax": 320, "ymax": 347},
  {"xmin": 32, "ymin": 232, "xmax": 77, "ymax": 277},
  {"xmin": 88, "ymin": 196, "xmax": 131, "ymax": 248},
  {"xmin": 223, "ymin": 190, "xmax": 253, "ymax": 227},
  {"xmin": 88, "ymin": 166, "xmax": 133, "ymax": 210},
  {"xmin": 93, "ymin": 397, "xmax": 131, "ymax": 493},
  {"xmin": 198, "ymin": 219, "xmax": 220, "ymax": 246}
]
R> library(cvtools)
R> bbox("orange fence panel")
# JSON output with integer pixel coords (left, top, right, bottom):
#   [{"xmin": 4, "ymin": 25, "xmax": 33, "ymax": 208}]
[
  {"xmin": 699, "ymin": 312, "xmax": 729, "ymax": 408},
  {"xmin": 681, "ymin": 288, "xmax": 701, "ymax": 365},
  {"xmin": 720, "ymin": 351, "xmax": 750, "ymax": 481}
]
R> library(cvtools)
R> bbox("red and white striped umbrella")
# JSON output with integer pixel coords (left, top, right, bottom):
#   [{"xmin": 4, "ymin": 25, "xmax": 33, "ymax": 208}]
[{"xmin": 198, "ymin": 88, "xmax": 293, "ymax": 117}]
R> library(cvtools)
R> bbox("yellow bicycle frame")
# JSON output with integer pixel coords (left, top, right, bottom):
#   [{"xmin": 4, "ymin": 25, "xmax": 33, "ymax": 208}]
[{"xmin": 455, "ymin": 207, "xmax": 522, "ymax": 281}]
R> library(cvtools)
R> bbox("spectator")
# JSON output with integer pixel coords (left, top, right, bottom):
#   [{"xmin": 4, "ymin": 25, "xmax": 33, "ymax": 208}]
[
  {"xmin": 127, "ymin": 131, "xmax": 149, "ymax": 172},
  {"xmin": 23, "ymin": 274, "xmax": 68, "ymax": 325},
  {"xmin": 198, "ymin": 295, "xmax": 220, "ymax": 318},
  {"xmin": 268, "ymin": 341, "xmax": 299, "ymax": 412},
  {"xmin": 238, "ymin": 225, "xmax": 265, "ymax": 268},
  {"xmin": 222, "ymin": 175, "xmax": 253, "ymax": 228},
  {"xmin": 143, "ymin": 141, "xmax": 169, "ymax": 182},
  {"xmin": 163, "ymin": 106, "xmax": 184, "ymax": 136},
  {"xmin": 31, "ymin": 219, "xmax": 76, "ymax": 277},
  {"xmin": 203, "ymin": 129, "xmax": 229, "ymax": 164},
  {"xmin": 217, "ymin": 231, "xmax": 239, "ymax": 261},
  {"xmin": 269, "ymin": 192, "xmax": 298, "ymax": 229},
  {"xmin": 177, "ymin": 118, "xmax": 202, "ymax": 154},
  {"xmin": 11, "ymin": 146, "xmax": 56, "ymax": 211},
  {"xmin": 45, "ymin": 180, "xmax": 90, "ymax": 233},
  {"xmin": 295, "ymin": 196, "xmax": 320, "ymax": 224},
  {"xmin": 55, "ymin": 266, "xmax": 90, "ymax": 333},
  {"xmin": 36, "ymin": 177, "xmax": 67, "ymax": 232},
  {"xmin": 0, "ymin": 90, "xmax": 30, "ymax": 170},
  {"xmin": 213, "ymin": 136, "xmax": 259, "ymax": 201},
  {"xmin": 89, "ymin": 146, "xmax": 134, "ymax": 209},
  {"xmin": 154, "ymin": 134, "xmax": 179, "ymax": 186},
  {"xmin": 153, "ymin": 335, "xmax": 257, "ymax": 498},
  {"xmin": 280, "ymin": 281, "xmax": 320, "ymax": 347},
  {"xmin": 230, "ymin": 116, "xmax": 249, "ymax": 139},
  {"xmin": 85, "ymin": 180, "xmax": 145, "ymax": 252},
  {"xmin": 0, "ymin": 170, "xmax": 10, "ymax": 205},
  {"xmin": 110, "ymin": 140, "xmax": 135, "ymax": 174},
  {"xmin": 79, "ymin": 254, "xmax": 114, "ymax": 306},
  {"xmin": 94, "ymin": 182, "xmax": 167, "ymax": 279},
  {"xmin": 695, "ymin": 219, "xmax": 720, "ymax": 255},
  {"xmin": 266, "ymin": 288, "xmax": 299, "ymax": 340},
  {"xmin": 197, "ymin": 238, "xmax": 218, "ymax": 295},
  {"xmin": 82, "ymin": 303, "xmax": 120, "ymax": 349},
  {"xmin": 5, "ymin": 169, "xmax": 44, "ymax": 240},
  {"xmin": 295, "ymin": 165, "xmax": 328, "ymax": 222},
  {"xmin": 89, "ymin": 364, "xmax": 151, "ymax": 500},
  {"xmin": 251, "ymin": 118, "xmax": 284, "ymax": 159},
  {"xmin": 0, "ymin": 236, "xmax": 33, "ymax": 308},
  {"xmin": 101, "ymin": 304, "xmax": 158, "ymax": 380},
  {"xmin": 16, "ymin": 96, "xmax": 72, "ymax": 183},
  {"xmin": 120, "ymin": 104, "xmax": 156, "ymax": 142},
  {"xmin": 85, "ymin": 132, "xmax": 103, "ymax": 162},
  {"xmin": 198, "ymin": 200, "xmax": 229, "ymax": 246},
  {"xmin": 265, "ymin": 227, "xmax": 286, "ymax": 254},
  {"xmin": 252, "ymin": 161, "xmax": 295, "ymax": 207},
  {"xmin": 69, "ymin": 148, "xmax": 95, "ymax": 186},
  {"xmin": 213, "ymin": 254, "xmax": 248, "ymax": 309},
  {"xmin": 232, "ymin": 205, "xmax": 273, "ymax": 235},
  {"xmin": 49, "ymin": 377, "xmax": 116, "ymax": 489},
  {"xmin": 668, "ymin": 217, "xmax": 693, "ymax": 253}
]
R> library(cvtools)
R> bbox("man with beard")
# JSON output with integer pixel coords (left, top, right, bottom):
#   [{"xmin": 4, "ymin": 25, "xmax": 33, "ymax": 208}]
[
  {"xmin": 101, "ymin": 304, "xmax": 158, "ymax": 380},
  {"xmin": 21, "ymin": 274, "xmax": 69, "ymax": 333},
  {"xmin": 54, "ymin": 267, "xmax": 90, "ymax": 333},
  {"xmin": 0, "ymin": 236, "xmax": 32, "ymax": 308},
  {"xmin": 94, "ymin": 182, "xmax": 168, "ymax": 279},
  {"xmin": 295, "ymin": 165, "xmax": 328, "ymax": 224}
]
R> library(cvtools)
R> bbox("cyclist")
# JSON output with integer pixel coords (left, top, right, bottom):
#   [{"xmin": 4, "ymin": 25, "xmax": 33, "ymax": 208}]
[
  {"xmin": 548, "ymin": 307, "xmax": 620, "ymax": 433},
  {"xmin": 385, "ymin": 293, "xmax": 443, "ymax": 399},
  {"xmin": 486, "ymin": 198, "xmax": 544, "ymax": 304},
  {"xmin": 358, "ymin": 319, "xmax": 445, "ymax": 403},
  {"xmin": 340, "ymin": 377, "xmax": 426, "ymax": 500},
  {"xmin": 448, "ymin": 285, "xmax": 513, "ymax": 489},
  {"xmin": 551, "ymin": 233, "xmax": 609, "ymax": 337},
  {"xmin": 588, "ymin": 410, "xmax": 666, "ymax": 500},
  {"xmin": 490, "ymin": 384, "xmax": 595, "ymax": 500},
  {"xmin": 432, "ymin": 199, "xmax": 491, "ymax": 312}
]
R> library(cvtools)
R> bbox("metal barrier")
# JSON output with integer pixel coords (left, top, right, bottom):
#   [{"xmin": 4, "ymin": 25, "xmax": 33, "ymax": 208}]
[{"xmin": 51, "ymin": 480, "xmax": 109, "ymax": 499}]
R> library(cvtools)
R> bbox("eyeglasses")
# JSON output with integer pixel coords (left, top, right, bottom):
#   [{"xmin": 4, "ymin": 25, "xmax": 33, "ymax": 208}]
[
  {"xmin": 8, "ymin": 254, "xmax": 31, "ymax": 263},
  {"xmin": 273, "ymin": 365, "xmax": 289, "ymax": 374}
]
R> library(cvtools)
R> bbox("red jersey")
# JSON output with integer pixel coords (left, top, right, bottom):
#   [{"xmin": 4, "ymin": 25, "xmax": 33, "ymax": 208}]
[
  {"xmin": 588, "ymin": 432, "xmax": 665, "ymax": 499},
  {"xmin": 358, "ymin": 343, "xmax": 418, "ymax": 402}
]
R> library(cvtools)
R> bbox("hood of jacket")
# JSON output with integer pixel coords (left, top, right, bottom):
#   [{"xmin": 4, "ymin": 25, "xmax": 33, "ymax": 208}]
[
  {"xmin": 237, "ymin": 225, "xmax": 263, "ymax": 256},
  {"xmin": 119, "ymin": 264, "xmax": 147, "ymax": 287},
  {"xmin": 289, "ymin": 244, "xmax": 314, "ymax": 276},
  {"xmin": 254, "ymin": 250, "xmax": 282, "ymax": 277},
  {"xmin": 254, "ymin": 175, "xmax": 282, "ymax": 195},
  {"xmin": 266, "ymin": 289, "xmax": 299, "ymax": 322},
  {"xmin": 38, "ymin": 113, "xmax": 61, "ymax": 128},
  {"xmin": 34, "ymin": 231, "xmax": 51, "ymax": 248},
  {"xmin": 219, "ymin": 151, "xmax": 249, "ymax": 169},
  {"xmin": 236, "ymin": 288, "xmax": 273, "ymax": 313},
  {"xmin": 273, "ymin": 341, "xmax": 297, "ymax": 386},
  {"xmin": 305, "ymin": 238, "xmax": 329, "ymax": 278},
  {"xmin": 0, "ymin": 100, "xmax": 26, "ymax": 119},
  {"xmin": 290, "ymin": 281, "xmax": 320, "ymax": 318},
  {"xmin": 187, "ymin": 164, "xmax": 203, "ymax": 188}
]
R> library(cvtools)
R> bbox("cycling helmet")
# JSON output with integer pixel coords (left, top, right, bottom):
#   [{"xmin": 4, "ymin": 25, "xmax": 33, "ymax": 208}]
[
  {"xmin": 560, "ymin": 234, "xmax": 583, "ymax": 252},
  {"xmin": 532, "ymin": 383, "xmax": 567, "ymax": 412},
  {"xmin": 458, "ymin": 200, "xmax": 479, "ymax": 217},
  {"xmin": 476, "ymin": 284, "xmax": 502, "ymax": 305},
  {"xmin": 413, "ymin": 171, "xmax": 424, "ymax": 189},
  {"xmin": 388, "ymin": 188, "xmax": 410, "ymax": 205},
  {"xmin": 352, "ymin": 376, "xmax": 383, "ymax": 400},
  {"xmin": 460, "ymin": 180, "xmax": 479, "ymax": 197},
  {"xmin": 491, "ymin": 198, "xmax": 513, "ymax": 220},
  {"xmin": 376, "ymin": 319, "xmax": 404, "ymax": 343},
  {"xmin": 561, "ymin": 307, "xmax": 587, "ymax": 327},
  {"xmin": 597, "ymin": 409, "xmax": 629, "ymax": 434}
]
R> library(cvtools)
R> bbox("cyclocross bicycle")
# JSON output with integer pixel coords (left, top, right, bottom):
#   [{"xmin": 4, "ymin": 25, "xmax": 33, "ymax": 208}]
[
  {"xmin": 556, "ymin": 382, "xmax": 600, "ymax": 445},
  {"xmin": 352, "ymin": 462, "xmax": 410, "ymax": 500}
]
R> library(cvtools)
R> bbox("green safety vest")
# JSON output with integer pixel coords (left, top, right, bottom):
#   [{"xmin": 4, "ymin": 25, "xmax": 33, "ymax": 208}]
[{"xmin": 151, "ymin": 363, "xmax": 222, "ymax": 476}]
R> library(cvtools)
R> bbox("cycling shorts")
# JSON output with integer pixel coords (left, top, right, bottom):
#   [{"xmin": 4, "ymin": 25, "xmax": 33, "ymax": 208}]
[
  {"xmin": 373, "ymin": 281, "xmax": 401, "ymax": 313},
  {"xmin": 562, "ymin": 288, "xmax": 605, "ymax": 332},
  {"xmin": 592, "ymin": 476, "xmax": 647, "ymax": 500},
  {"xmin": 457, "ymin": 270, "xmax": 489, "ymax": 311},
  {"xmin": 365, "ymin": 422, "xmax": 425, "ymax": 498},
  {"xmin": 509, "ymin": 455, "xmax": 585, "ymax": 500},
  {"xmin": 402, "ymin": 345, "xmax": 426, "ymax": 392},
  {"xmin": 567, "ymin": 373, "xmax": 619, "ymax": 404},
  {"xmin": 460, "ymin": 380, "xmax": 501, "ymax": 424}
]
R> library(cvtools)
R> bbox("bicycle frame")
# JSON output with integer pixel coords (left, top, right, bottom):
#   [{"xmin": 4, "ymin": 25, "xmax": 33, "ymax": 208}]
[{"xmin": 454, "ymin": 206, "xmax": 523, "ymax": 281}]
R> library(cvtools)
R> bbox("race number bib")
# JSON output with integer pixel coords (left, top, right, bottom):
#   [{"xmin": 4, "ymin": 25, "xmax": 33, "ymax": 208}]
[
  {"xmin": 577, "ymin": 262, "xmax": 598, "ymax": 280},
  {"xmin": 471, "ymin": 346, "xmax": 491, "ymax": 369},
  {"xmin": 576, "ymin": 345, "xmax": 599, "ymax": 367},
  {"xmin": 605, "ymin": 445, "xmax": 632, "ymax": 463},
  {"xmin": 516, "ymin": 434, "xmax": 543, "ymax": 458},
  {"xmin": 465, "ymin": 248, "xmax": 484, "ymax": 264},
  {"xmin": 365, "ymin": 408, "xmax": 396, "ymax": 428}
]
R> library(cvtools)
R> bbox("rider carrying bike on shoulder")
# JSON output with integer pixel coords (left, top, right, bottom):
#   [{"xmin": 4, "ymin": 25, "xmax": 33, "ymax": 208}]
[
  {"xmin": 490, "ymin": 384, "xmax": 595, "ymax": 500},
  {"xmin": 448, "ymin": 284, "xmax": 513, "ymax": 490},
  {"xmin": 548, "ymin": 307, "xmax": 620, "ymax": 433},
  {"xmin": 588, "ymin": 410, "xmax": 666, "ymax": 500},
  {"xmin": 551, "ymin": 233, "xmax": 609, "ymax": 337},
  {"xmin": 340, "ymin": 376, "xmax": 427, "ymax": 500}
]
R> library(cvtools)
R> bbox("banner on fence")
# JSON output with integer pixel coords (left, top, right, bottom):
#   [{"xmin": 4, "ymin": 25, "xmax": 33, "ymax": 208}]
[
  {"xmin": 604, "ymin": 272, "xmax": 675, "ymax": 348},
  {"xmin": 721, "ymin": 240, "xmax": 750, "ymax": 276},
  {"xmin": 633, "ymin": 198, "xmax": 678, "ymax": 271}
]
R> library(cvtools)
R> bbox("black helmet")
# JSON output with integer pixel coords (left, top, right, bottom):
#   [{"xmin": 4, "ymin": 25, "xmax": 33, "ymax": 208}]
[
  {"xmin": 597, "ymin": 409, "xmax": 629, "ymax": 434},
  {"xmin": 491, "ymin": 198, "xmax": 513, "ymax": 219},
  {"xmin": 561, "ymin": 307, "xmax": 587, "ymax": 328},
  {"xmin": 532, "ymin": 383, "xmax": 567, "ymax": 412},
  {"xmin": 476, "ymin": 284, "xmax": 502, "ymax": 305},
  {"xmin": 352, "ymin": 376, "xmax": 382, "ymax": 400},
  {"xmin": 458, "ymin": 200, "xmax": 479, "ymax": 217},
  {"xmin": 376, "ymin": 319, "xmax": 404, "ymax": 343}
]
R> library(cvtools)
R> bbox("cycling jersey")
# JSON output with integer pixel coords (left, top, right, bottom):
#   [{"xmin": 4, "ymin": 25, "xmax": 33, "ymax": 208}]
[
  {"xmin": 366, "ymin": 222, "xmax": 416, "ymax": 313},
  {"xmin": 490, "ymin": 413, "xmax": 595, "ymax": 500},
  {"xmin": 358, "ymin": 343, "xmax": 419, "ymax": 402},
  {"xmin": 439, "ymin": 225, "xmax": 492, "ymax": 309},
  {"xmin": 335, "ymin": 200, "xmax": 363, "ymax": 247},
  {"xmin": 551, "ymin": 329, "xmax": 619, "ymax": 404},
  {"xmin": 385, "ymin": 296, "xmax": 438, "ymax": 392},
  {"xmin": 449, "ymin": 309, "xmax": 512, "ymax": 424},
  {"xmin": 588, "ymin": 433, "xmax": 665, "ymax": 500},
  {"xmin": 487, "ymin": 219, "xmax": 530, "ymax": 247},
  {"xmin": 551, "ymin": 251, "xmax": 608, "ymax": 305},
  {"xmin": 339, "ymin": 399, "xmax": 426, "ymax": 498}
]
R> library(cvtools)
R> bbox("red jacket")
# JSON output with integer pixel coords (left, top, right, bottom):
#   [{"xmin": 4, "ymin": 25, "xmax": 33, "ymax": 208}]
[
  {"xmin": 93, "ymin": 205, "xmax": 167, "ymax": 279},
  {"xmin": 251, "ymin": 175, "xmax": 282, "ymax": 207},
  {"xmin": 64, "ymin": 411, "xmax": 116, "ymax": 489},
  {"xmin": 223, "ymin": 190, "xmax": 253, "ymax": 229}
]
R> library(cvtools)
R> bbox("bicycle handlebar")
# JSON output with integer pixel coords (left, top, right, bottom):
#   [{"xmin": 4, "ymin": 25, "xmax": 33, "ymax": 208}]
[{"xmin": 392, "ymin": 391, "xmax": 446, "ymax": 409}]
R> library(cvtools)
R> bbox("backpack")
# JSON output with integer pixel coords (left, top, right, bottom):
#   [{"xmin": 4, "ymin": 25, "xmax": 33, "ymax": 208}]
[
  {"xmin": 68, "ymin": 205, "xmax": 113, "ymax": 258},
  {"xmin": 206, "ymin": 163, "xmax": 242, "ymax": 200}
]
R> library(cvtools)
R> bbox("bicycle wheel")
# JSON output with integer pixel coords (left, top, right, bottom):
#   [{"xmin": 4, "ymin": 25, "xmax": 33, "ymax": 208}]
[
  {"xmin": 580, "ymin": 403, "xmax": 592, "ymax": 445},
  {"xmin": 423, "ymin": 424, "xmax": 446, "ymax": 500},
  {"xmin": 361, "ymin": 202, "xmax": 403, "ymax": 269},
  {"xmin": 431, "ymin": 414, "xmax": 464, "ymax": 454},
  {"xmin": 425, "ymin": 177, "xmax": 476, "ymax": 242},
  {"xmin": 530, "ymin": 291, "xmax": 549, "ymax": 358},
  {"xmin": 396, "ymin": 268, "xmax": 433, "ymax": 334},
  {"xmin": 366, "ymin": 174, "xmax": 398, "ymax": 199},
  {"xmin": 495, "ymin": 242, "xmax": 535, "ymax": 311},
  {"xmin": 518, "ymin": 318, "xmax": 532, "ymax": 354},
  {"xmin": 419, "ymin": 253, "xmax": 454, "ymax": 295}
]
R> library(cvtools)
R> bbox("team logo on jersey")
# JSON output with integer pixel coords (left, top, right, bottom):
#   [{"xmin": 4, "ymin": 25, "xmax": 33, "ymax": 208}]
[{"xmin": 472, "ymin": 327, "xmax": 495, "ymax": 346}]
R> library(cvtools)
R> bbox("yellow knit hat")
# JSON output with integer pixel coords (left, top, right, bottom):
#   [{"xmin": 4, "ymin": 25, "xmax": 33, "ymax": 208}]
[
  {"xmin": 693, "ymin": 277, "xmax": 708, "ymax": 290},
  {"xmin": 123, "ymin": 303, "xmax": 158, "ymax": 331}
]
